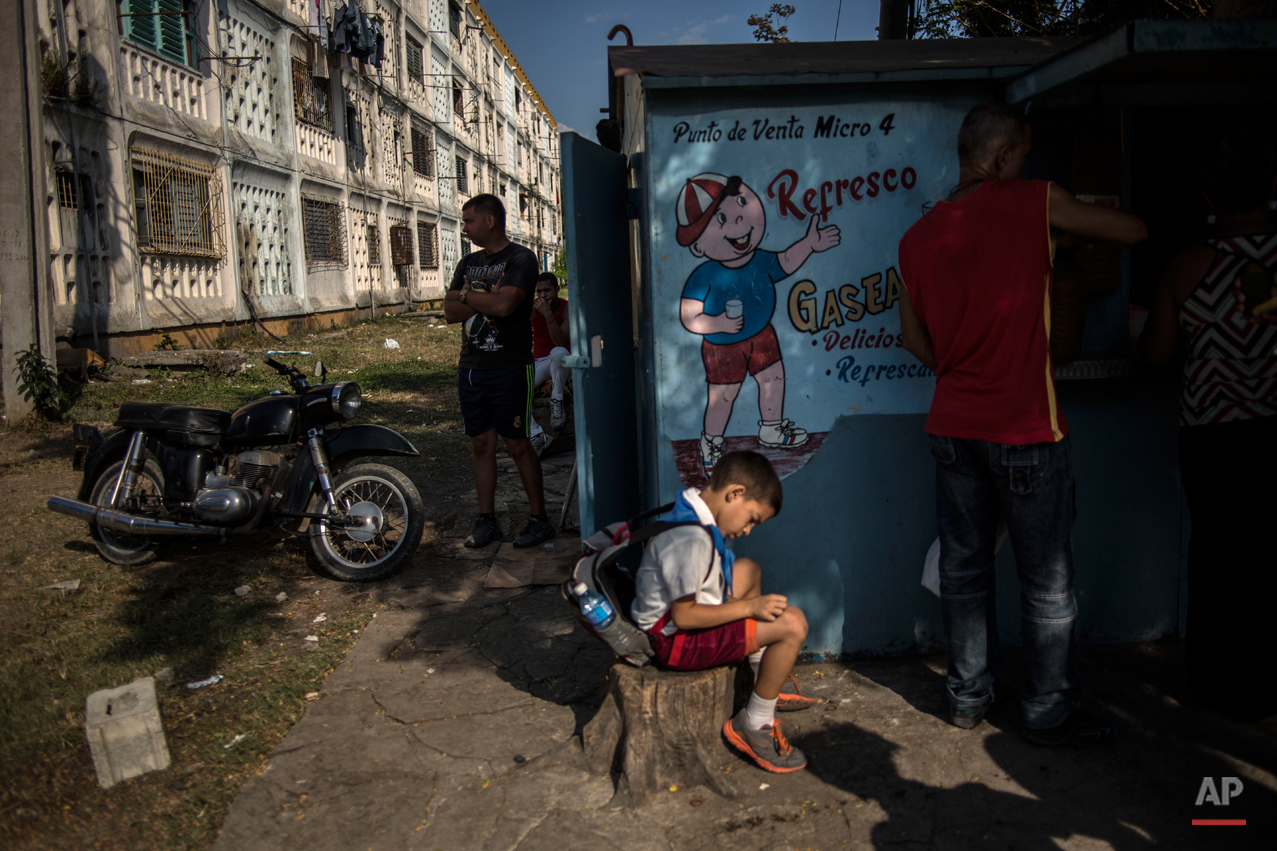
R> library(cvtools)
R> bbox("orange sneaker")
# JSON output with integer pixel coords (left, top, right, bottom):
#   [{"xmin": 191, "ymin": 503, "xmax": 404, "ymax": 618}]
[
  {"xmin": 722, "ymin": 712, "xmax": 807, "ymax": 773},
  {"xmin": 776, "ymin": 675, "xmax": 818, "ymax": 712}
]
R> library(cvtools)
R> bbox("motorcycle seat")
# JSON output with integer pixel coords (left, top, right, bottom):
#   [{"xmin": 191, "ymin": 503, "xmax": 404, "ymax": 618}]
[{"xmin": 116, "ymin": 402, "xmax": 232, "ymax": 436}]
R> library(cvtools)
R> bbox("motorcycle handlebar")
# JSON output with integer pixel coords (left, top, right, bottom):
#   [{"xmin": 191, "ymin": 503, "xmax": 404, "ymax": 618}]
[{"xmin": 263, "ymin": 357, "xmax": 286, "ymax": 372}]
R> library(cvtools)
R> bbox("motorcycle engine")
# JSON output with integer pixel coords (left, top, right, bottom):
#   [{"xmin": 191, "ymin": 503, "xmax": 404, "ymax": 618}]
[{"xmin": 192, "ymin": 451, "xmax": 282, "ymax": 523}]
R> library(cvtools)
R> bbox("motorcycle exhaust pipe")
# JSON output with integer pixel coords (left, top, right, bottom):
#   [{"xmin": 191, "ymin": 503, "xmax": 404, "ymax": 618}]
[{"xmin": 47, "ymin": 496, "xmax": 224, "ymax": 537}]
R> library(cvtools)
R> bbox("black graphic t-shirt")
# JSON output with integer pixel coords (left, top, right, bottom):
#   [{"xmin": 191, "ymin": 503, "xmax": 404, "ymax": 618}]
[{"xmin": 449, "ymin": 242, "xmax": 539, "ymax": 369}]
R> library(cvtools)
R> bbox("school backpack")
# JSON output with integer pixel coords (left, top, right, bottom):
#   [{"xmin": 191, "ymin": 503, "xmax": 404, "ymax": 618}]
[{"xmin": 562, "ymin": 503, "xmax": 712, "ymax": 667}]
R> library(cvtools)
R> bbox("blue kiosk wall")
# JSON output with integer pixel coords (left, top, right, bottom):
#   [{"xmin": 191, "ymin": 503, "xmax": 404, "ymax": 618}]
[{"xmin": 567, "ymin": 44, "xmax": 1191, "ymax": 659}]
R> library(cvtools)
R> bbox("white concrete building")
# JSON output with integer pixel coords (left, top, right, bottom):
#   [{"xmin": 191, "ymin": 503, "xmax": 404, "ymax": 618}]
[{"xmin": 27, "ymin": 0, "xmax": 561, "ymax": 354}]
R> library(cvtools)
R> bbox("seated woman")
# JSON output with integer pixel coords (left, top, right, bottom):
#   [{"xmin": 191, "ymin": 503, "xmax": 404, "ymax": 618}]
[{"xmin": 1142, "ymin": 129, "xmax": 1277, "ymax": 721}]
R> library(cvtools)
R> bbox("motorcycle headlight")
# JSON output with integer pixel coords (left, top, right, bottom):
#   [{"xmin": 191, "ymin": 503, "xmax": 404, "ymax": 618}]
[{"xmin": 332, "ymin": 382, "xmax": 362, "ymax": 421}]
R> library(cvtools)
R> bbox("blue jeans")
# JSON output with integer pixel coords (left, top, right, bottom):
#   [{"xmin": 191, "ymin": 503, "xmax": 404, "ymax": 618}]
[{"xmin": 930, "ymin": 434, "xmax": 1081, "ymax": 731}]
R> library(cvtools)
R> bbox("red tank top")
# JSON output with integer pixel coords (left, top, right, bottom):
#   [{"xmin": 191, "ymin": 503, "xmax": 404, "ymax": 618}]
[{"xmin": 898, "ymin": 179, "xmax": 1067, "ymax": 444}]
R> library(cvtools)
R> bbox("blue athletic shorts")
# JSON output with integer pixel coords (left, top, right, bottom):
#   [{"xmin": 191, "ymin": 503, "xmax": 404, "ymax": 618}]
[{"xmin": 458, "ymin": 365, "xmax": 534, "ymax": 439}]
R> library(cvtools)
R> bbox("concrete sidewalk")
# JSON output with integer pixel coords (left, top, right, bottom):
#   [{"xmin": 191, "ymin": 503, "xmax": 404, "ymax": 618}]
[
  {"xmin": 214, "ymin": 531, "xmax": 1277, "ymax": 851},
  {"xmin": 214, "ymin": 451, "xmax": 1277, "ymax": 850}
]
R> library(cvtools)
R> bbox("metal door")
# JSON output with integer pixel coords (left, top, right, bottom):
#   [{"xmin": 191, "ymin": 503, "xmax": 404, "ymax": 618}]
[{"xmin": 561, "ymin": 132, "xmax": 638, "ymax": 533}]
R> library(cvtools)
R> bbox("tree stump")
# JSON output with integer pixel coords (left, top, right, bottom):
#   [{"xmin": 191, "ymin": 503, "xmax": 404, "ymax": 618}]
[{"xmin": 582, "ymin": 662, "xmax": 753, "ymax": 807}]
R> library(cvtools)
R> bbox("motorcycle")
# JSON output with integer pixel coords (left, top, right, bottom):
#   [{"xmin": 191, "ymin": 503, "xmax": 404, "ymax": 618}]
[{"xmin": 47, "ymin": 357, "xmax": 425, "ymax": 582}]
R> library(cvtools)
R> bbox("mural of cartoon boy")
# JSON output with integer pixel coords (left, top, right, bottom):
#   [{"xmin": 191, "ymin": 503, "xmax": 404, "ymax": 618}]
[{"xmin": 677, "ymin": 173, "xmax": 841, "ymax": 474}]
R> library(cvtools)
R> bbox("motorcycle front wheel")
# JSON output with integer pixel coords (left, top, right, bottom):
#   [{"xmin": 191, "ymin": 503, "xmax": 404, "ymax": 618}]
[
  {"xmin": 307, "ymin": 462, "xmax": 425, "ymax": 582},
  {"xmin": 86, "ymin": 458, "xmax": 165, "ymax": 566}
]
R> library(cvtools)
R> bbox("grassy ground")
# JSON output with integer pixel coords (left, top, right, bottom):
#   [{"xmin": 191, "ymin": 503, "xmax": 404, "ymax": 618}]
[{"xmin": 0, "ymin": 314, "xmax": 475, "ymax": 849}]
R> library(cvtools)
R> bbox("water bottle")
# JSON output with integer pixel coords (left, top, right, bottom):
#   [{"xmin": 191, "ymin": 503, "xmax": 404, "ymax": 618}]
[{"xmin": 573, "ymin": 582, "xmax": 616, "ymax": 630}]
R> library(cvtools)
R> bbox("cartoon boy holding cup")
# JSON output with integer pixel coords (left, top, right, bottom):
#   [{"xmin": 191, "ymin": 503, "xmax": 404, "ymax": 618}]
[{"xmin": 676, "ymin": 172, "xmax": 841, "ymax": 475}]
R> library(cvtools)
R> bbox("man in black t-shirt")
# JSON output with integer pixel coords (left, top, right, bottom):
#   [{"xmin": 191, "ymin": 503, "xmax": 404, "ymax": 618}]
[{"xmin": 444, "ymin": 194, "xmax": 554, "ymax": 548}]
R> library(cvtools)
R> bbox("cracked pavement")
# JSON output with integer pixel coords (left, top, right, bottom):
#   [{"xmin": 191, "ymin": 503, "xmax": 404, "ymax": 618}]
[{"xmin": 214, "ymin": 465, "xmax": 1277, "ymax": 850}]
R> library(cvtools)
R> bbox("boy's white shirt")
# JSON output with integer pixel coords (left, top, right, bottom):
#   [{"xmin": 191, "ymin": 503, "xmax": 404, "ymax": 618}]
[{"xmin": 631, "ymin": 488, "xmax": 727, "ymax": 636}]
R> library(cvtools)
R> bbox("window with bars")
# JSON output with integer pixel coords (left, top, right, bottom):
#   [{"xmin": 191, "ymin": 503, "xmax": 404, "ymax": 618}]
[
  {"xmin": 453, "ymin": 80, "xmax": 464, "ymax": 115},
  {"xmin": 366, "ymin": 224, "xmax": 381, "ymax": 266},
  {"xmin": 390, "ymin": 225, "xmax": 414, "ymax": 266},
  {"xmin": 131, "ymin": 147, "xmax": 223, "ymax": 258},
  {"xmin": 291, "ymin": 57, "xmax": 333, "ymax": 133},
  {"xmin": 455, "ymin": 156, "xmax": 467, "ymax": 193},
  {"xmin": 56, "ymin": 171, "xmax": 78, "ymax": 209},
  {"xmin": 417, "ymin": 222, "xmax": 438, "ymax": 269},
  {"xmin": 301, "ymin": 196, "xmax": 347, "ymax": 270},
  {"xmin": 410, "ymin": 126, "xmax": 433, "ymax": 177},
  {"xmin": 405, "ymin": 36, "xmax": 423, "ymax": 82},
  {"xmin": 120, "ymin": 0, "xmax": 195, "ymax": 67},
  {"xmin": 448, "ymin": 2, "xmax": 462, "ymax": 38}
]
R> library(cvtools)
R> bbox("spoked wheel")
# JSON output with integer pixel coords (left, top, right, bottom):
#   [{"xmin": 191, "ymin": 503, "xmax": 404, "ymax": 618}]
[
  {"xmin": 86, "ymin": 459, "xmax": 165, "ymax": 566},
  {"xmin": 307, "ymin": 463, "xmax": 425, "ymax": 582}
]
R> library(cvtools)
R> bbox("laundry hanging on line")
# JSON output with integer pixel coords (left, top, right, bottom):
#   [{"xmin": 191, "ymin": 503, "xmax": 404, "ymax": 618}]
[{"xmin": 332, "ymin": 1, "xmax": 385, "ymax": 67}]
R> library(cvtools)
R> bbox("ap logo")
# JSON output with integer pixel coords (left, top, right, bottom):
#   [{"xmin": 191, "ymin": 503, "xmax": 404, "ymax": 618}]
[{"xmin": 1196, "ymin": 776, "xmax": 1244, "ymax": 806}]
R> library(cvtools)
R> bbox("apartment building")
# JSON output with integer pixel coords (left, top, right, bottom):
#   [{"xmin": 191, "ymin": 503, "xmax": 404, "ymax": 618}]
[{"xmin": 31, "ymin": 0, "xmax": 561, "ymax": 353}]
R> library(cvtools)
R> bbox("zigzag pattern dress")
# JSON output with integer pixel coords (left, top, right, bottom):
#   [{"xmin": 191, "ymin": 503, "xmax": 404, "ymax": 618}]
[{"xmin": 1177, "ymin": 233, "xmax": 1277, "ymax": 426}]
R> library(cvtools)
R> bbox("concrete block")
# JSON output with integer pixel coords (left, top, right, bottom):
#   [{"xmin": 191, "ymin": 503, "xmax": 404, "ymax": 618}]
[{"xmin": 85, "ymin": 677, "xmax": 171, "ymax": 789}]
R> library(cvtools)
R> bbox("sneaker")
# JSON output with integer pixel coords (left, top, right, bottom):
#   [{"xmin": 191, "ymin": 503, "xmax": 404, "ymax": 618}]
[
  {"xmin": 699, "ymin": 432, "xmax": 725, "ymax": 475},
  {"xmin": 722, "ymin": 711, "xmax": 807, "ymax": 773},
  {"xmin": 530, "ymin": 430, "xmax": 552, "ymax": 457},
  {"xmin": 776, "ymin": 675, "xmax": 818, "ymax": 712},
  {"xmin": 464, "ymin": 515, "xmax": 501, "ymax": 548},
  {"xmin": 550, "ymin": 398, "xmax": 566, "ymax": 430},
  {"xmin": 1020, "ymin": 708, "xmax": 1117, "ymax": 748},
  {"xmin": 757, "ymin": 419, "xmax": 809, "ymax": 448},
  {"xmin": 513, "ymin": 515, "xmax": 555, "ymax": 548}
]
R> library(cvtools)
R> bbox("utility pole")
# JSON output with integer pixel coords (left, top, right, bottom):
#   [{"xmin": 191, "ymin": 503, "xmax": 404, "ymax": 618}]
[
  {"xmin": 879, "ymin": 0, "xmax": 912, "ymax": 40},
  {"xmin": 1, "ymin": 0, "xmax": 54, "ymax": 422}
]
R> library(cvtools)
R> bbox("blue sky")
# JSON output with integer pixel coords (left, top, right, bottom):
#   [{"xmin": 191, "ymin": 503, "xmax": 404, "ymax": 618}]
[{"xmin": 479, "ymin": 1, "xmax": 882, "ymax": 139}]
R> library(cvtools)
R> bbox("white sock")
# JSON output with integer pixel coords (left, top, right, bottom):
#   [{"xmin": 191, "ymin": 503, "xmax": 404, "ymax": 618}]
[{"xmin": 743, "ymin": 691, "xmax": 778, "ymax": 731}]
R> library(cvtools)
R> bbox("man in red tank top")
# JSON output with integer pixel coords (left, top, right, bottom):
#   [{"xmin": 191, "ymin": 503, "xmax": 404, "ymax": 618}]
[{"xmin": 897, "ymin": 103, "xmax": 1146, "ymax": 746}]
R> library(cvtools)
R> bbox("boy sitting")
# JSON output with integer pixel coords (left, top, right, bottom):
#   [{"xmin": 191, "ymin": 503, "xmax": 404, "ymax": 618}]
[{"xmin": 632, "ymin": 451, "xmax": 815, "ymax": 773}]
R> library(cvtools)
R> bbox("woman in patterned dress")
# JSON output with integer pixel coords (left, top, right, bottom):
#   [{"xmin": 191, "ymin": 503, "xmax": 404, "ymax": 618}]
[{"xmin": 1143, "ymin": 129, "xmax": 1277, "ymax": 721}]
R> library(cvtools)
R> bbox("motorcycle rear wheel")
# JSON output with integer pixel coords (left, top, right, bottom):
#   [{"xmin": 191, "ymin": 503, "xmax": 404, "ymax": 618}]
[
  {"xmin": 307, "ymin": 462, "xmax": 425, "ymax": 582},
  {"xmin": 86, "ymin": 459, "xmax": 165, "ymax": 566}
]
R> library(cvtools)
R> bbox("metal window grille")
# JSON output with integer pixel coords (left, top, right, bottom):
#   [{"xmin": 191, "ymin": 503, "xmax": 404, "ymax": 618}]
[
  {"xmin": 453, "ymin": 81, "xmax": 464, "ymax": 114},
  {"xmin": 130, "ymin": 147, "xmax": 224, "ymax": 258},
  {"xmin": 390, "ymin": 225, "xmax": 414, "ymax": 266},
  {"xmin": 121, "ymin": 0, "xmax": 194, "ymax": 67},
  {"xmin": 410, "ymin": 126, "xmax": 434, "ymax": 177},
  {"xmin": 301, "ymin": 195, "xmax": 347, "ymax": 270},
  {"xmin": 448, "ymin": 2, "xmax": 461, "ymax": 38},
  {"xmin": 367, "ymin": 224, "xmax": 381, "ymax": 266},
  {"xmin": 406, "ymin": 36, "xmax": 423, "ymax": 81},
  {"xmin": 292, "ymin": 57, "xmax": 333, "ymax": 132},
  {"xmin": 455, "ymin": 156, "xmax": 467, "ymax": 193},
  {"xmin": 56, "ymin": 171, "xmax": 78, "ymax": 209},
  {"xmin": 417, "ymin": 222, "xmax": 438, "ymax": 269}
]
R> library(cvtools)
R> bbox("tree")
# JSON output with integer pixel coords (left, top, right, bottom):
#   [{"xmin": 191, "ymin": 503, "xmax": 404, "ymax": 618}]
[
  {"xmin": 748, "ymin": 3, "xmax": 797, "ymax": 43},
  {"xmin": 915, "ymin": 0, "xmax": 1211, "ymax": 39}
]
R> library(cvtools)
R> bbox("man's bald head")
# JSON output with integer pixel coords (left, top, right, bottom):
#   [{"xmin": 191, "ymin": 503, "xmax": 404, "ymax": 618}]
[{"xmin": 958, "ymin": 103, "xmax": 1029, "ymax": 168}]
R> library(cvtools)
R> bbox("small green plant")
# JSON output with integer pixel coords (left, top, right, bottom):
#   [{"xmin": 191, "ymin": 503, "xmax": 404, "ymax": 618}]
[
  {"xmin": 154, "ymin": 332, "xmax": 180, "ymax": 351},
  {"xmin": 39, "ymin": 43, "xmax": 68, "ymax": 98},
  {"xmin": 14, "ymin": 343, "xmax": 70, "ymax": 421}
]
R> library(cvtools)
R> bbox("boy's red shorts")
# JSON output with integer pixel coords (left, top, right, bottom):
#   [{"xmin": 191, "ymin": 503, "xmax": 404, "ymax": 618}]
[
  {"xmin": 651, "ymin": 619, "xmax": 759, "ymax": 671},
  {"xmin": 702, "ymin": 324, "xmax": 782, "ymax": 385}
]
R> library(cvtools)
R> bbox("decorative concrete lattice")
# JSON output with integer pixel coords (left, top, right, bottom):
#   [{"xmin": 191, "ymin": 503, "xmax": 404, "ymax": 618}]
[
  {"xmin": 440, "ymin": 218, "xmax": 460, "ymax": 277},
  {"xmin": 140, "ymin": 256, "xmax": 222, "ymax": 301},
  {"xmin": 431, "ymin": 50, "xmax": 451, "ymax": 125},
  {"xmin": 436, "ymin": 134, "xmax": 455, "ymax": 212},
  {"xmin": 219, "ymin": 14, "xmax": 279, "ymax": 145},
  {"xmin": 297, "ymin": 120, "xmax": 337, "ymax": 164},
  {"xmin": 121, "ymin": 47, "xmax": 206, "ymax": 121},
  {"xmin": 349, "ymin": 200, "xmax": 382, "ymax": 293},
  {"xmin": 283, "ymin": 0, "xmax": 309, "ymax": 24},
  {"xmin": 372, "ymin": 0, "xmax": 398, "ymax": 80},
  {"xmin": 347, "ymin": 89, "xmax": 376, "ymax": 174},
  {"xmin": 380, "ymin": 100, "xmax": 405, "ymax": 187},
  {"xmin": 49, "ymin": 146, "xmax": 114, "ymax": 309},
  {"xmin": 232, "ymin": 179, "xmax": 293, "ymax": 296}
]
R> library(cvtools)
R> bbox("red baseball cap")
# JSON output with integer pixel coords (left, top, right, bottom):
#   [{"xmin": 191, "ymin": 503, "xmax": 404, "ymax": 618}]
[{"xmin": 675, "ymin": 173, "xmax": 742, "ymax": 247}]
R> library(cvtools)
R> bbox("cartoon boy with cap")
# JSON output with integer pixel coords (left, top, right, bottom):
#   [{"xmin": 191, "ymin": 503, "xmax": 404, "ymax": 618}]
[{"xmin": 677, "ymin": 173, "xmax": 841, "ymax": 475}]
